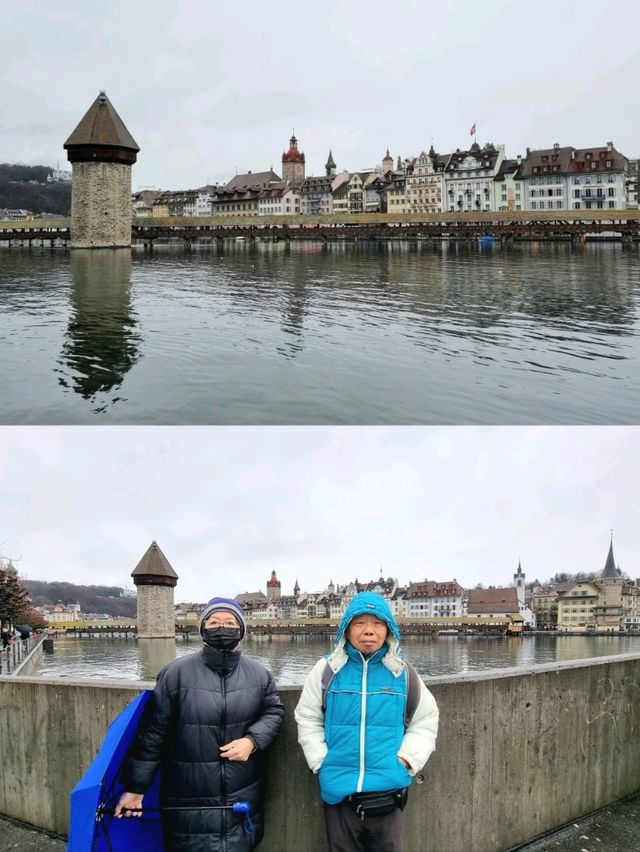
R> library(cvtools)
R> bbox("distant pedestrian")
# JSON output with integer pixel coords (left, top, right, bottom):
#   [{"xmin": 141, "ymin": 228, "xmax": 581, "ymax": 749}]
[
  {"xmin": 115, "ymin": 597, "xmax": 284, "ymax": 852},
  {"xmin": 295, "ymin": 592, "xmax": 439, "ymax": 852},
  {"xmin": 1, "ymin": 628, "xmax": 9, "ymax": 648}
]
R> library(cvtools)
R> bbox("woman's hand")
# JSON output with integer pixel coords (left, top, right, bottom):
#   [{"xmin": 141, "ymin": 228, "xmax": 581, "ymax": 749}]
[
  {"xmin": 114, "ymin": 792, "xmax": 144, "ymax": 818},
  {"xmin": 219, "ymin": 737, "xmax": 256, "ymax": 762}
]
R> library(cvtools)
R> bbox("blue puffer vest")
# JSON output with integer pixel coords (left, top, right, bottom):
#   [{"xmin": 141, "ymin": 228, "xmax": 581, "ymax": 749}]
[{"xmin": 318, "ymin": 593, "xmax": 412, "ymax": 805}]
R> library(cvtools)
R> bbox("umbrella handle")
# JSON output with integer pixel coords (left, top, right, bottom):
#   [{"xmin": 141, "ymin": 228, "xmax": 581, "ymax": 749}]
[{"xmin": 100, "ymin": 800, "xmax": 255, "ymax": 833}]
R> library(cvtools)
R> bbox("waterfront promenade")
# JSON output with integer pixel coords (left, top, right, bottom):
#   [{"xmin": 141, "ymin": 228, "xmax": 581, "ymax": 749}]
[{"xmin": 1, "ymin": 652, "xmax": 639, "ymax": 851}]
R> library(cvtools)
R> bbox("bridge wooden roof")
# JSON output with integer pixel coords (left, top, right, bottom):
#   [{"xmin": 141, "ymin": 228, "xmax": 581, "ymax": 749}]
[{"xmin": 64, "ymin": 91, "xmax": 139, "ymax": 152}]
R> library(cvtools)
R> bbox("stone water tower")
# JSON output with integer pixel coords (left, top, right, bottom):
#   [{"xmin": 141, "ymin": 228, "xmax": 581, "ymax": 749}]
[
  {"xmin": 132, "ymin": 541, "xmax": 178, "ymax": 639},
  {"xmin": 64, "ymin": 91, "xmax": 140, "ymax": 248}
]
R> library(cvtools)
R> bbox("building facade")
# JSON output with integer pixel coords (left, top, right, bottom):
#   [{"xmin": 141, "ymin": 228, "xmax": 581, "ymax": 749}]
[{"xmin": 444, "ymin": 143, "xmax": 505, "ymax": 212}]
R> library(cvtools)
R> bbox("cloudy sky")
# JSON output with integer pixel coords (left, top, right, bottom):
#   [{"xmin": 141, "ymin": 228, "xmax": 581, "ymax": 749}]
[
  {"xmin": 0, "ymin": 426, "xmax": 637, "ymax": 602},
  {"xmin": 2, "ymin": 0, "xmax": 639, "ymax": 189}
]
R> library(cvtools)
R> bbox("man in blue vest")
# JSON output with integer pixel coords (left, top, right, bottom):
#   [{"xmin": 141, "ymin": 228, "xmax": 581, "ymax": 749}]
[{"xmin": 295, "ymin": 591, "xmax": 439, "ymax": 852}]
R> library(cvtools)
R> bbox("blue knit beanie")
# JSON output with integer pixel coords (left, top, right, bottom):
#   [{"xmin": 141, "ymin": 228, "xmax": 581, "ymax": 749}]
[{"xmin": 199, "ymin": 597, "xmax": 246, "ymax": 640}]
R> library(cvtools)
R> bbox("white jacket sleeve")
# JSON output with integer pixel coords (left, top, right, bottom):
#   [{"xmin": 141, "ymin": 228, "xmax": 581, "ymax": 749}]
[
  {"xmin": 294, "ymin": 657, "xmax": 329, "ymax": 773},
  {"xmin": 397, "ymin": 679, "xmax": 439, "ymax": 776}
]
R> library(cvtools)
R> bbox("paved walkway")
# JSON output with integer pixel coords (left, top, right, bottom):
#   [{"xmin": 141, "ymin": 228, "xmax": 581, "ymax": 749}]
[
  {"xmin": 0, "ymin": 815, "xmax": 66, "ymax": 851},
  {"xmin": 515, "ymin": 791, "xmax": 640, "ymax": 852},
  {"xmin": 2, "ymin": 792, "xmax": 639, "ymax": 851}
]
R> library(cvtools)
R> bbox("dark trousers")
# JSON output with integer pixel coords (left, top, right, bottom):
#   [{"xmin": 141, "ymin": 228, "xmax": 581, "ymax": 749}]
[{"xmin": 324, "ymin": 801, "xmax": 404, "ymax": 852}]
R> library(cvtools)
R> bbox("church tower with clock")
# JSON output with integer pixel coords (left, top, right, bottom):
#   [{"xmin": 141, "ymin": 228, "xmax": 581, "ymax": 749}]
[{"xmin": 282, "ymin": 133, "xmax": 306, "ymax": 185}]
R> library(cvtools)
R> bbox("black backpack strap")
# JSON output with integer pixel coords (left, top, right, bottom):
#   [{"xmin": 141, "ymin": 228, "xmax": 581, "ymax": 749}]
[
  {"xmin": 404, "ymin": 661, "xmax": 421, "ymax": 728},
  {"xmin": 321, "ymin": 661, "xmax": 335, "ymax": 713}
]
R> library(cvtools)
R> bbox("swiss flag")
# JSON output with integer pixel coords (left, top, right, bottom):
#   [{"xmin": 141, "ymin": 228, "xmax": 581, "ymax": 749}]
[{"xmin": 470, "ymin": 124, "xmax": 476, "ymax": 136}]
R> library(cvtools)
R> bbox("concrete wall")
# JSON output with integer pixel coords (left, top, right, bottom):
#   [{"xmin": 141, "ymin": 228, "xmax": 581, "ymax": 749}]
[{"xmin": 1, "ymin": 653, "xmax": 640, "ymax": 851}]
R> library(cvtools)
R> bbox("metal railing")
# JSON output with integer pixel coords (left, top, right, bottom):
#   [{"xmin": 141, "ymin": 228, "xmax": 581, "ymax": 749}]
[{"xmin": 0, "ymin": 633, "xmax": 44, "ymax": 675}]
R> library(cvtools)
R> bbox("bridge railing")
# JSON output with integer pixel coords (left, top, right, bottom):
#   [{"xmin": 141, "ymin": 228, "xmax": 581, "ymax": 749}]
[{"xmin": 0, "ymin": 633, "xmax": 44, "ymax": 675}]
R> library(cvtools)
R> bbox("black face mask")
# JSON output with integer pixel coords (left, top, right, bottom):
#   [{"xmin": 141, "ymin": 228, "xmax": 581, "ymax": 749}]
[{"xmin": 202, "ymin": 627, "xmax": 242, "ymax": 650}]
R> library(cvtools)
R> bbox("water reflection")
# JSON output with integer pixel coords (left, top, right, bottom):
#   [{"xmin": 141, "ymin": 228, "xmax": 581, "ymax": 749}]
[
  {"xmin": 1, "ymin": 241, "xmax": 639, "ymax": 424},
  {"xmin": 57, "ymin": 250, "xmax": 140, "ymax": 410},
  {"xmin": 137, "ymin": 638, "xmax": 177, "ymax": 680}
]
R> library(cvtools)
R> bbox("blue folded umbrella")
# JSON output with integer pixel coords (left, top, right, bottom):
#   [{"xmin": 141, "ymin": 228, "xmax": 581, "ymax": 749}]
[{"xmin": 68, "ymin": 690, "xmax": 164, "ymax": 852}]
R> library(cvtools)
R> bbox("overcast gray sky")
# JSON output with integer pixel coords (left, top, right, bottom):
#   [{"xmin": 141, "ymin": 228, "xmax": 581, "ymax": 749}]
[
  {"xmin": 0, "ymin": 426, "xmax": 637, "ymax": 602},
  {"xmin": 2, "ymin": 0, "xmax": 639, "ymax": 190}
]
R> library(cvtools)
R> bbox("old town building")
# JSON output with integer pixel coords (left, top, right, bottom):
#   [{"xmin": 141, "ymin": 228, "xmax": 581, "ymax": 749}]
[
  {"xmin": 518, "ymin": 142, "xmax": 628, "ymax": 211},
  {"xmin": 405, "ymin": 147, "xmax": 446, "ymax": 213},
  {"xmin": 404, "ymin": 579, "xmax": 464, "ymax": 618},
  {"xmin": 444, "ymin": 143, "xmax": 505, "ymax": 212}
]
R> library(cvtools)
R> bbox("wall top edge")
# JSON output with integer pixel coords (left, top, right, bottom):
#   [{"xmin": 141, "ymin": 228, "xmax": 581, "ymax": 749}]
[{"xmin": 2, "ymin": 651, "xmax": 640, "ymax": 692}]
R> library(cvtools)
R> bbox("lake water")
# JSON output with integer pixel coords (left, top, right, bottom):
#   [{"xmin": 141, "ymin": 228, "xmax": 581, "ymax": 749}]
[
  {"xmin": 37, "ymin": 634, "xmax": 640, "ymax": 685},
  {"xmin": 1, "ymin": 241, "xmax": 639, "ymax": 424}
]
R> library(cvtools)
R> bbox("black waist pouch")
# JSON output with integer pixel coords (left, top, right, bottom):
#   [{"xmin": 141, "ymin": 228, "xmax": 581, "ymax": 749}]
[{"xmin": 347, "ymin": 787, "xmax": 408, "ymax": 820}]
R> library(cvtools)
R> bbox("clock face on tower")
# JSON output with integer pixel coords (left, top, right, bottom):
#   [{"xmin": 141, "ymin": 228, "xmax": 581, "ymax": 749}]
[{"xmin": 295, "ymin": 164, "xmax": 303, "ymax": 176}]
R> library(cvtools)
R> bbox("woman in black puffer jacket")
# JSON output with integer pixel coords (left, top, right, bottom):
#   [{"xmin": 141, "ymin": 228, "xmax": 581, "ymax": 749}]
[{"xmin": 116, "ymin": 598, "xmax": 284, "ymax": 852}]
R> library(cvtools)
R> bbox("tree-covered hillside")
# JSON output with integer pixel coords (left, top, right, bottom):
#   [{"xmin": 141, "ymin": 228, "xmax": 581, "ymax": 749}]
[
  {"xmin": 25, "ymin": 580, "xmax": 136, "ymax": 618},
  {"xmin": 0, "ymin": 163, "xmax": 71, "ymax": 216}
]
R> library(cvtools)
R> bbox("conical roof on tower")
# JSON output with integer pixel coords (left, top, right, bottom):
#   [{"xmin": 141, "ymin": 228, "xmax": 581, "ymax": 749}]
[
  {"xmin": 64, "ymin": 91, "xmax": 139, "ymax": 153},
  {"xmin": 131, "ymin": 540, "xmax": 178, "ymax": 585},
  {"xmin": 326, "ymin": 149, "xmax": 336, "ymax": 168},
  {"xmin": 600, "ymin": 538, "xmax": 619, "ymax": 580}
]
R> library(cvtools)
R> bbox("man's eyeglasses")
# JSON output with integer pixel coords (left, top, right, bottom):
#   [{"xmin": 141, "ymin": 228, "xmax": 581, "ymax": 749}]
[{"xmin": 206, "ymin": 620, "xmax": 239, "ymax": 629}]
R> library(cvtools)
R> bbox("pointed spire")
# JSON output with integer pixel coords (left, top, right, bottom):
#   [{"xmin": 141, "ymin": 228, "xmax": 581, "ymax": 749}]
[
  {"xmin": 326, "ymin": 148, "xmax": 336, "ymax": 168},
  {"xmin": 601, "ymin": 537, "xmax": 619, "ymax": 580}
]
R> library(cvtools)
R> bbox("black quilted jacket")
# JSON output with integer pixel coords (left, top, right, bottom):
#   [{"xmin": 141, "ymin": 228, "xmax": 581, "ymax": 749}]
[{"xmin": 122, "ymin": 645, "xmax": 284, "ymax": 852}]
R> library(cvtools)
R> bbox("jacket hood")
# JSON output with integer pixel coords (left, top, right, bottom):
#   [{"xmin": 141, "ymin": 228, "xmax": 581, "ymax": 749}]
[
  {"xmin": 336, "ymin": 591, "xmax": 401, "ymax": 643},
  {"xmin": 328, "ymin": 591, "xmax": 404, "ymax": 678}
]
